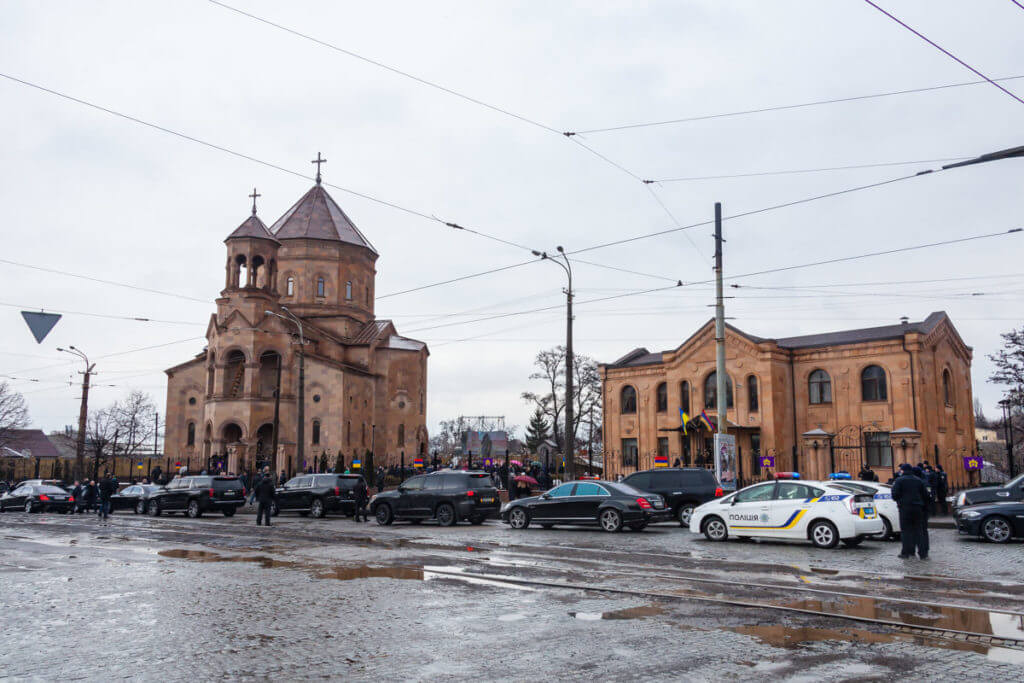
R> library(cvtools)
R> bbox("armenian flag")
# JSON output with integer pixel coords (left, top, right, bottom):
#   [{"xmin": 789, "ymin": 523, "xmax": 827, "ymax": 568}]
[
  {"xmin": 654, "ymin": 455, "xmax": 669, "ymax": 468},
  {"xmin": 414, "ymin": 458, "xmax": 424, "ymax": 469},
  {"xmin": 698, "ymin": 410, "xmax": 715, "ymax": 431}
]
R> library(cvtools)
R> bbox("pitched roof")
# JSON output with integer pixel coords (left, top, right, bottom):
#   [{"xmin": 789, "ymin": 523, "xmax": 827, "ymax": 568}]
[
  {"xmin": 225, "ymin": 214, "xmax": 279, "ymax": 243},
  {"xmin": 270, "ymin": 184, "xmax": 378, "ymax": 253},
  {"xmin": 350, "ymin": 320, "xmax": 392, "ymax": 344},
  {"xmin": 773, "ymin": 312, "xmax": 947, "ymax": 349},
  {"xmin": 610, "ymin": 347, "xmax": 663, "ymax": 368},
  {"xmin": 0, "ymin": 429, "xmax": 61, "ymax": 458}
]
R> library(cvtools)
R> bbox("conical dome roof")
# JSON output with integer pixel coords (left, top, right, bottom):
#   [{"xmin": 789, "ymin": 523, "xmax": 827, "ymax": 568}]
[
  {"xmin": 270, "ymin": 184, "xmax": 378, "ymax": 254},
  {"xmin": 225, "ymin": 214, "xmax": 279, "ymax": 243}
]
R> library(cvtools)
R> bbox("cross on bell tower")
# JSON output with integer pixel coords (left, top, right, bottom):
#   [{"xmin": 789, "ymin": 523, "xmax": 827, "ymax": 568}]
[
  {"xmin": 311, "ymin": 152, "xmax": 327, "ymax": 184},
  {"xmin": 249, "ymin": 187, "xmax": 261, "ymax": 216}
]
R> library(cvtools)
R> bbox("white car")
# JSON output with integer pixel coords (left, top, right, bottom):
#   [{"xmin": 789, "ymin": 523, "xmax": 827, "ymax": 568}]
[
  {"xmin": 689, "ymin": 479, "xmax": 884, "ymax": 549},
  {"xmin": 828, "ymin": 480, "xmax": 900, "ymax": 540}
]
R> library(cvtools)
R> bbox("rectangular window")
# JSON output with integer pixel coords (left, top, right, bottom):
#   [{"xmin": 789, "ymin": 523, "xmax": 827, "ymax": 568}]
[
  {"xmin": 657, "ymin": 437, "xmax": 669, "ymax": 459},
  {"xmin": 621, "ymin": 438, "xmax": 638, "ymax": 469},
  {"xmin": 346, "ymin": 281, "xmax": 353, "ymax": 300},
  {"xmin": 865, "ymin": 432, "xmax": 892, "ymax": 468},
  {"xmin": 317, "ymin": 278, "xmax": 326, "ymax": 297}
]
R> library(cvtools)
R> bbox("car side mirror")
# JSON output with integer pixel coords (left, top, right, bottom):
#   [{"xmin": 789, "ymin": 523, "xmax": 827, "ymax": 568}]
[
  {"xmin": 397, "ymin": 486, "xmax": 406, "ymax": 493},
  {"xmin": 730, "ymin": 499, "xmax": 738, "ymax": 506},
  {"xmin": 541, "ymin": 493, "xmax": 551, "ymax": 499}
]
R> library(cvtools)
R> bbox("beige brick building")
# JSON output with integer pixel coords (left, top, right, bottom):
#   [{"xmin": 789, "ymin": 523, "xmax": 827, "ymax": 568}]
[
  {"xmin": 600, "ymin": 313, "xmax": 977, "ymax": 488},
  {"xmin": 164, "ymin": 178, "xmax": 428, "ymax": 476}
]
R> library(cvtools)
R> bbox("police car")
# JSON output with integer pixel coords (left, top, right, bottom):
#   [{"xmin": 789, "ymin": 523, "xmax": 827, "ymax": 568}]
[
  {"xmin": 825, "ymin": 472, "xmax": 900, "ymax": 541},
  {"xmin": 688, "ymin": 473, "xmax": 884, "ymax": 549}
]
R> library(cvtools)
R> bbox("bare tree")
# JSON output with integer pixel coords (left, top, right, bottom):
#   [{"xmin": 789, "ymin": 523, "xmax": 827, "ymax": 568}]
[
  {"xmin": 0, "ymin": 381, "xmax": 30, "ymax": 448},
  {"xmin": 113, "ymin": 391, "xmax": 158, "ymax": 459},
  {"xmin": 521, "ymin": 346, "xmax": 601, "ymax": 453},
  {"xmin": 429, "ymin": 419, "xmax": 462, "ymax": 461},
  {"xmin": 989, "ymin": 325, "xmax": 1024, "ymax": 405},
  {"xmin": 86, "ymin": 406, "xmax": 119, "ymax": 479}
]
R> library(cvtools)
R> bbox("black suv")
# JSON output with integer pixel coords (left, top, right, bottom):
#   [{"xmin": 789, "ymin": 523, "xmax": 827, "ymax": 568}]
[
  {"xmin": 622, "ymin": 468, "xmax": 723, "ymax": 527},
  {"xmin": 147, "ymin": 475, "xmax": 246, "ymax": 518},
  {"xmin": 371, "ymin": 471, "xmax": 499, "ymax": 526},
  {"xmin": 271, "ymin": 473, "xmax": 367, "ymax": 518}
]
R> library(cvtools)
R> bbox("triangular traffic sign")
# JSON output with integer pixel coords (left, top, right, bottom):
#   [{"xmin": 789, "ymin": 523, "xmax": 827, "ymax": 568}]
[{"xmin": 20, "ymin": 311, "xmax": 62, "ymax": 343}]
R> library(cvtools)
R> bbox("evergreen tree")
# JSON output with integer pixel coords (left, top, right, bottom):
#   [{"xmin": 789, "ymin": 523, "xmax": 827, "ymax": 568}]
[{"xmin": 525, "ymin": 407, "xmax": 550, "ymax": 452}]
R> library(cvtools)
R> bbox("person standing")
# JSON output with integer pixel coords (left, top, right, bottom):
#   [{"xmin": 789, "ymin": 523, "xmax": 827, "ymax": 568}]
[
  {"xmin": 70, "ymin": 480, "xmax": 82, "ymax": 513},
  {"xmin": 935, "ymin": 465, "xmax": 949, "ymax": 515},
  {"xmin": 248, "ymin": 469, "xmax": 262, "ymax": 506},
  {"xmin": 278, "ymin": 470, "xmax": 287, "ymax": 487},
  {"xmin": 83, "ymin": 479, "xmax": 97, "ymax": 514},
  {"xmin": 255, "ymin": 467, "xmax": 276, "ymax": 527},
  {"xmin": 352, "ymin": 476, "xmax": 369, "ymax": 522},
  {"xmin": 98, "ymin": 472, "xmax": 117, "ymax": 522},
  {"xmin": 891, "ymin": 463, "xmax": 931, "ymax": 559}
]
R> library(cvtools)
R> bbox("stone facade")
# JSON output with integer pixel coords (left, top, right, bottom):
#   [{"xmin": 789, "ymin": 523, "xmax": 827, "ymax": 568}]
[
  {"xmin": 164, "ymin": 181, "xmax": 428, "ymax": 476},
  {"xmin": 600, "ymin": 313, "xmax": 977, "ymax": 488}
]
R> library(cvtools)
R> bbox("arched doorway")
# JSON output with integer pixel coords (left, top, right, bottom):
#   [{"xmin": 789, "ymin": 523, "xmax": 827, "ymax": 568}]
[
  {"xmin": 255, "ymin": 423, "xmax": 275, "ymax": 471},
  {"xmin": 216, "ymin": 423, "xmax": 243, "ymax": 473}
]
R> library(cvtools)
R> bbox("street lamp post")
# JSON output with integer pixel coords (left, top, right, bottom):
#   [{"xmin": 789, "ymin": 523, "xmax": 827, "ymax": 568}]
[
  {"xmin": 58, "ymin": 346, "xmax": 94, "ymax": 482},
  {"xmin": 265, "ymin": 307, "xmax": 306, "ymax": 478},
  {"xmin": 533, "ymin": 247, "xmax": 576, "ymax": 481},
  {"xmin": 1000, "ymin": 398, "xmax": 1017, "ymax": 479}
]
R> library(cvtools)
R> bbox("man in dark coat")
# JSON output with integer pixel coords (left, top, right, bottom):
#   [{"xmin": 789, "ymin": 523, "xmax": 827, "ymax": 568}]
[
  {"xmin": 70, "ymin": 480, "xmax": 83, "ymax": 513},
  {"xmin": 352, "ymin": 477, "xmax": 369, "ymax": 522},
  {"xmin": 935, "ymin": 465, "xmax": 949, "ymax": 515},
  {"xmin": 278, "ymin": 470, "xmax": 287, "ymax": 487},
  {"xmin": 83, "ymin": 479, "xmax": 97, "ymax": 513},
  {"xmin": 255, "ymin": 467, "xmax": 277, "ymax": 527},
  {"xmin": 924, "ymin": 466, "xmax": 940, "ymax": 516},
  {"xmin": 891, "ymin": 463, "xmax": 931, "ymax": 559},
  {"xmin": 98, "ymin": 473, "xmax": 117, "ymax": 521}
]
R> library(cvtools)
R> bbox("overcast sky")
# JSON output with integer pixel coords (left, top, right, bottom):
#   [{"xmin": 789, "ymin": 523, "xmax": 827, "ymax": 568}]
[{"xmin": 1, "ymin": 0, "xmax": 1022, "ymax": 438}]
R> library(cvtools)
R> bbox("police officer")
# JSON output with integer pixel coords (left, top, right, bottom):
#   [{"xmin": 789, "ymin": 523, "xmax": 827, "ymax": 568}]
[
  {"xmin": 891, "ymin": 463, "xmax": 931, "ymax": 559},
  {"xmin": 935, "ymin": 465, "xmax": 949, "ymax": 515},
  {"xmin": 352, "ymin": 476, "xmax": 369, "ymax": 522},
  {"xmin": 254, "ymin": 467, "xmax": 277, "ymax": 527}
]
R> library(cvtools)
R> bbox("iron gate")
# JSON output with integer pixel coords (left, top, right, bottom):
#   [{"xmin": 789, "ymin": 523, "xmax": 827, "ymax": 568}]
[{"xmin": 830, "ymin": 425, "xmax": 865, "ymax": 475}]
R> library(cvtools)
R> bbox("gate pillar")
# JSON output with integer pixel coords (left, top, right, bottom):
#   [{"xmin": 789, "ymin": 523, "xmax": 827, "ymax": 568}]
[
  {"xmin": 801, "ymin": 428, "xmax": 834, "ymax": 480},
  {"xmin": 890, "ymin": 427, "xmax": 921, "ymax": 467}
]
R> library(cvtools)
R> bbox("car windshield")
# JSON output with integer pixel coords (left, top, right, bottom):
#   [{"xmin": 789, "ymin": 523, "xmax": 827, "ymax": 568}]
[
  {"xmin": 1004, "ymin": 473, "xmax": 1024, "ymax": 489},
  {"xmin": 37, "ymin": 485, "xmax": 67, "ymax": 494},
  {"xmin": 831, "ymin": 483, "xmax": 875, "ymax": 495}
]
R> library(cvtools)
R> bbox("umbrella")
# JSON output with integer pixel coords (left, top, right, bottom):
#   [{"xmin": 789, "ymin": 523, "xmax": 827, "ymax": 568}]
[
  {"xmin": 513, "ymin": 475, "xmax": 539, "ymax": 486},
  {"xmin": 509, "ymin": 460, "xmax": 522, "ymax": 466}
]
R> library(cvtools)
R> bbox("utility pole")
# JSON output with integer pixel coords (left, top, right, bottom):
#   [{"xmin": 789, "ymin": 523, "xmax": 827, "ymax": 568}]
[
  {"xmin": 1002, "ymin": 398, "xmax": 1017, "ymax": 479},
  {"xmin": 59, "ymin": 346, "xmax": 94, "ymax": 482},
  {"xmin": 587, "ymin": 404, "xmax": 594, "ymax": 476},
  {"xmin": 271, "ymin": 355, "xmax": 282, "ymax": 473},
  {"xmin": 714, "ymin": 202, "xmax": 727, "ymax": 441}
]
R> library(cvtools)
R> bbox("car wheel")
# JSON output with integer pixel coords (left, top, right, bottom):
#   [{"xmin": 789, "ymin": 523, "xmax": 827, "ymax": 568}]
[
  {"xmin": 508, "ymin": 507, "xmax": 530, "ymax": 530},
  {"xmin": 809, "ymin": 520, "xmax": 839, "ymax": 549},
  {"xmin": 841, "ymin": 536, "xmax": 864, "ymax": 547},
  {"xmin": 25, "ymin": 500, "xmax": 34, "ymax": 514},
  {"xmin": 375, "ymin": 504, "xmax": 394, "ymax": 526},
  {"xmin": 982, "ymin": 516, "xmax": 1013, "ymax": 544},
  {"xmin": 436, "ymin": 503, "xmax": 456, "ymax": 527},
  {"xmin": 599, "ymin": 508, "xmax": 623, "ymax": 533},
  {"xmin": 628, "ymin": 522, "xmax": 648, "ymax": 532},
  {"xmin": 186, "ymin": 501, "xmax": 201, "ymax": 519},
  {"xmin": 310, "ymin": 498, "xmax": 325, "ymax": 519},
  {"xmin": 135, "ymin": 500, "xmax": 146, "ymax": 515},
  {"xmin": 881, "ymin": 516, "xmax": 894, "ymax": 541},
  {"xmin": 222, "ymin": 508, "xmax": 236, "ymax": 517},
  {"xmin": 702, "ymin": 516, "xmax": 728, "ymax": 541},
  {"xmin": 677, "ymin": 504, "xmax": 695, "ymax": 528},
  {"xmin": 148, "ymin": 500, "xmax": 162, "ymax": 517}
]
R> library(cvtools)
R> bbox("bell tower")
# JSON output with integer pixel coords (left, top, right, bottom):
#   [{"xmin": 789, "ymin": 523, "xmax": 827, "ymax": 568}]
[{"xmin": 218, "ymin": 188, "xmax": 281, "ymax": 323}]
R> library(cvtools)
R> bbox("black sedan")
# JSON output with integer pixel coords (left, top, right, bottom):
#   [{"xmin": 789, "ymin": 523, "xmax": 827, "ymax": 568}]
[
  {"xmin": 953, "ymin": 473, "xmax": 1024, "ymax": 509},
  {"xmin": 0, "ymin": 484, "xmax": 75, "ymax": 513},
  {"xmin": 500, "ymin": 480, "xmax": 672, "ymax": 532},
  {"xmin": 955, "ymin": 501, "xmax": 1024, "ymax": 543},
  {"xmin": 110, "ymin": 484, "xmax": 162, "ymax": 514}
]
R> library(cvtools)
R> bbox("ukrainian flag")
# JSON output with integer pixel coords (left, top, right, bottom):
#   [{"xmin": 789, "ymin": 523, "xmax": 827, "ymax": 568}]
[
  {"xmin": 679, "ymin": 408, "xmax": 689, "ymax": 435},
  {"xmin": 352, "ymin": 459, "xmax": 361, "ymax": 469}
]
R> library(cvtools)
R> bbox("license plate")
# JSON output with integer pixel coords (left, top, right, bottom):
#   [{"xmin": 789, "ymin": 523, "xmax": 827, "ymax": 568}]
[
  {"xmin": 224, "ymin": 491, "xmax": 236, "ymax": 496},
  {"xmin": 860, "ymin": 506, "xmax": 875, "ymax": 518},
  {"xmin": 480, "ymin": 498, "xmax": 494, "ymax": 504}
]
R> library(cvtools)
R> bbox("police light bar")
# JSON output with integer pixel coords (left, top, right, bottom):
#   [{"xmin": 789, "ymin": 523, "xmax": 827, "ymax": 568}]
[
  {"xmin": 773, "ymin": 472, "xmax": 800, "ymax": 480},
  {"xmin": 829, "ymin": 472, "xmax": 852, "ymax": 480}
]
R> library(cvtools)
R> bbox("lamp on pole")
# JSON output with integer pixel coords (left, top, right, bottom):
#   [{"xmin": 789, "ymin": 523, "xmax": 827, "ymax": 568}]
[
  {"xmin": 999, "ymin": 398, "xmax": 1017, "ymax": 479},
  {"xmin": 58, "ymin": 346, "xmax": 94, "ymax": 482},
  {"xmin": 533, "ymin": 246, "xmax": 576, "ymax": 481},
  {"xmin": 266, "ymin": 307, "xmax": 306, "ymax": 477}
]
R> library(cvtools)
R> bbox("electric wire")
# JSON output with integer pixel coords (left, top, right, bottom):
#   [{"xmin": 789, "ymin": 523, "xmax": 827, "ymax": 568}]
[
  {"xmin": 0, "ymin": 301, "xmax": 204, "ymax": 326},
  {"xmin": 862, "ymin": 0, "xmax": 1024, "ymax": 107},
  {"xmin": 647, "ymin": 156, "xmax": 971, "ymax": 183}
]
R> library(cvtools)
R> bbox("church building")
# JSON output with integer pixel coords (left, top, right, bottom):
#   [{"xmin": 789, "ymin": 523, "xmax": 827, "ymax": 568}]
[{"xmin": 164, "ymin": 161, "xmax": 429, "ymax": 476}]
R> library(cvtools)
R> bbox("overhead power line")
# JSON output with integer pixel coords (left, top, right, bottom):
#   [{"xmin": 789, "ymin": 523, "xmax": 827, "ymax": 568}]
[
  {"xmin": 569, "ymin": 75, "xmax": 1024, "ymax": 134},
  {"xmin": 862, "ymin": 0, "xmax": 1024, "ymax": 107},
  {"xmin": 0, "ymin": 301, "xmax": 203, "ymax": 326},
  {"xmin": 0, "ymin": 257, "xmax": 208, "ymax": 303},
  {"xmin": 647, "ymin": 156, "xmax": 971, "ymax": 183}
]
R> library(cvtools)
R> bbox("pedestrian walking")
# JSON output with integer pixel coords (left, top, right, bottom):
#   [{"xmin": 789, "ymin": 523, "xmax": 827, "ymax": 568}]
[
  {"xmin": 353, "ymin": 476, "xmax": 369, "ymax": 522},
  {"xmin": 98, "ymin": 472, "xmax": 117, "ymax": 522},
  {"xmin": 248, "ymin": 470, "xmax": 262, "ymax": 505},
  {"xmin": 83, "ymin": 480, "xmax": 97, "ymax": 513},
  {"xmin": 891, "ymin": 463, "xmax": 931, "ymax": 559},
  {"xmin": 70, "ymin": 480, "xmax": 82, "ymax": 513},
  {"xmin": 255, "ymin": 467, "xmax": 276, "ymax": 527}
]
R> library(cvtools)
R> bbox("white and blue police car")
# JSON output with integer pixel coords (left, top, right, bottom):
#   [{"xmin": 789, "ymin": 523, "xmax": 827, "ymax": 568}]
[
  {"xmin": 688, "ymin": 472, "xmax": 885, "ymax": 549},
  {"xmin": 825, "ymin": 472, "xmax": 900, "ymax": 541}
]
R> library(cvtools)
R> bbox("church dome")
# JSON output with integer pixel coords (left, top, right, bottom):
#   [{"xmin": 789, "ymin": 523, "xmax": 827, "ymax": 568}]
[{"xmin": 270, "ymin": 184, "xmax": 378, "ymax": 255}]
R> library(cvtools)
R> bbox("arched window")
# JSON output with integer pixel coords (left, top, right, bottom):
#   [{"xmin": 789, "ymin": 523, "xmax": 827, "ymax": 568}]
[
  {"xmin": 620, "ymin": 386, "xmax": 637, "ymax": 414},
  {"xmin": 861, "ymin": 365, "xmax": 887, "ymax": 402},
  {"xmin": 655, "ymin": 382, "xmax": 668, "ymax": 412},
  {"xmin": 186, "ymin": 422, "xmax": 196, "ymax": 447},
  {"xmin": 286, "ymin": 276, "xmax": 295, "ymax": 297},
  {"xmin": 398, "ymin": 424, "xmax": 405, "ymax": 446},
  {"xmin": 258, "ymin": 351, "xmax": 281, "ymax": 398},
  {"xmin": 704, "ymin": 371, "xmax": 733, "ymax": 409},
  {"xmin": 809, "ymin": 369, "xmax": 832, "ymax": 404},
  {"xmin": 225, "ymin": 350, "xmax": 246, "ymax": 398},
  {"xmin": 312, "ymin": 420, "xmax": 321, "ymax": 445},
  {"xmin": 943, "ymin": 369, "xmax": 953, "ymax": 406},
  {"xmin": 206, "ymin": 353, "xmax": 215, "ymax": 397},
  {"xmin": 747, "ymin": 375, "xmax": 759, "ymax": 412},
  {"xmin": 316, "ymin": 277, "xmax": 326, "ymax": 297},
  {"xmin": 234, "ymin": 254, "xmax": 247, "ymax": 288},
  {"xmin": 680, "ymin": 381, "xmax": 690, "ymax": 414}
]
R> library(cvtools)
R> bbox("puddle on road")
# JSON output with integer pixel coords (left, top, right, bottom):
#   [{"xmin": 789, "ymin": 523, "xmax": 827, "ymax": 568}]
[
  {"xmin": 730, "ymin": 624, "xmax": 1024, "ymax": 665},
  {"xmin": 570, "ymin": 604, "xmax": 665, "ymax": 621},
  {"xmin": 314, "ymin": 566, "xmax": 424, "ymax": 582}
]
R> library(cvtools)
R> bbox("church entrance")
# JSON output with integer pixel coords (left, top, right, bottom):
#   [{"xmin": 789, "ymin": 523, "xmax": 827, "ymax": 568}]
[{"xmin": 254, "ymin": 423, "xmax": 275, "ymax": 472}]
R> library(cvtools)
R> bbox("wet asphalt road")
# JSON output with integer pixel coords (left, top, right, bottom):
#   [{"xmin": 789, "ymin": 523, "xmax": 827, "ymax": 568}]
[{"xmin": 1, "ymin": 511, "xmax": 1022, "ymax": 682}]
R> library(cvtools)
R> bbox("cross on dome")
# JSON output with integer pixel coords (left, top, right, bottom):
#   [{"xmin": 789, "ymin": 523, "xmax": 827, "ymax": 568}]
[
  {"xmin": 249, "ymin": 187, "xmax": 261, "ymax": 216},
  {"xmin": 311, "ymin": 152, "xmax": 327, "ymax": 184}
]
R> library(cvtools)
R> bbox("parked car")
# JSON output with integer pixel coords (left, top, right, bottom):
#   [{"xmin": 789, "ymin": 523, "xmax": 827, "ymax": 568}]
[
  {"xmin": 621, "ymin": 468, "xmax": 724, "ymax": 527},
  {"xmin": 501, "ymin": 480, "xmax": 672, "ymax": 532},
  {"xmin": 271, "ymin": 473, "xmax": 366, "ymax": 518},
  {"xmin": 371, "ymin": 471, "xmax": 499, "ymax": 526},
  {"xmin": 954, "ymin": 473, "xmax": 1024, "ymax": 509},
  {"xmin": 0, "ymin": 484, "xmax": 75, "ymax": 513},
  {"xmin": 110, "ymin": 484, "xmax": 162, "ymax": 514},
  {"xmin": 828, "ymin": 480, "xmax": 900, "ymax": 540},
  {"xmin": 147, "ymin": 476, "xmax": 245, "ymax": 518},
  {"xmin": 689, "ymin": 479, "xmax": 883, "ymax": 549},
  {"xmin": 955, "ymin": 501, "xmax": 1024, "ymax": 543}
]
